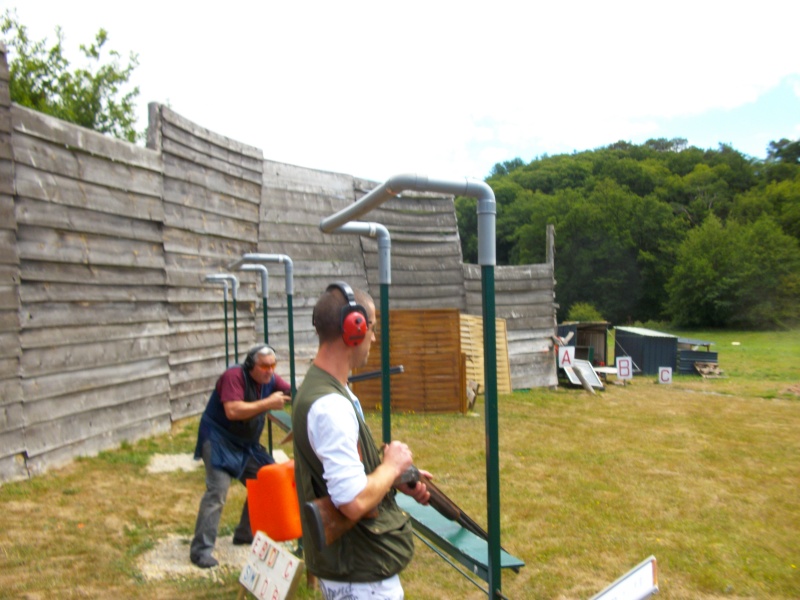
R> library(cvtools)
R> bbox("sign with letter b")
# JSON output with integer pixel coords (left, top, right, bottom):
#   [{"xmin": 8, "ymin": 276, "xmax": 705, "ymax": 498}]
[{"xmin": 616, "ymin": 356, "xmax": 633, "ymax": 380}]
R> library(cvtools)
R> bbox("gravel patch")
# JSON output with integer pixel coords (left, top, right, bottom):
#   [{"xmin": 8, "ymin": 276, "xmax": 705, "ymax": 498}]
[
  {"xmin": 138, "ymin": 451, "xmax": 292, "ymax": 581},
  {"xmin": 137, "ymin": 534, "xmax": 251, "ymax": 581},
  {"xmin": 146, "ymin": 453, "xmax": 202, "ymax": 474}
]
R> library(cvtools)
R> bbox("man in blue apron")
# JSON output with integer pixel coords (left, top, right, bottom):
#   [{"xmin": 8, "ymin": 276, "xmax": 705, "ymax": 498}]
[{"xmin": 190, "ymin": 344, "xmax": 291, "ymax": 569}]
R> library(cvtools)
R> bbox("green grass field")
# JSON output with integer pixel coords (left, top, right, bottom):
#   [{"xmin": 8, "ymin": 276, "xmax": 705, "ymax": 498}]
[{"xmin": 0, "ymin": 328, "xmax": 798, "ymax": 599}]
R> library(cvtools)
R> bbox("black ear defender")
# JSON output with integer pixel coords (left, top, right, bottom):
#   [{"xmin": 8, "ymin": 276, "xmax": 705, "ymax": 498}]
[
  {"xmin": 243, "ymin": 344, "xmax": 275, "ymax": 371},
  {"xmin": 327, "ymin": 281, "xmax": 369, "ymax": 347}
]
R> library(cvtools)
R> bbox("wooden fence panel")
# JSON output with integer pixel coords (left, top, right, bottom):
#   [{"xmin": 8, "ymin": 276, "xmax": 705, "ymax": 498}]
[
  {"xmin": 258, "ymin": 161, "xmax": 366, "ymax": 384},
  {"xmin": 464, "ymin": 261, "xmax": 558, "ymax": 389},
  {"xmin": 11, "ymin": 103, "xmax": 171, "ymax": 475},
  {"xmin": 0, "ymin": 43, "xmax": 24, "ymax": 482},
  {"xmin": 352, "ymin": 309, "xmax": 465, "ymax": 414},
  {"xmin": 356, "ymin": 179, "xmax": 466, "ymax": 311},
  {"xmin": 149, "ymin": 104, "xmax": 263, "ymax": 418}
]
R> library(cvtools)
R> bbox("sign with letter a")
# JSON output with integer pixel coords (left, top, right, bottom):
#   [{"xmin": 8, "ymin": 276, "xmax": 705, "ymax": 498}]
[
  {"xmin": 558, "ymin": 345, "xmax": 576, "ymax": 368},
  {"xmin": 616, "ymin": 356, "xmax": 633, "ymax": 381}
]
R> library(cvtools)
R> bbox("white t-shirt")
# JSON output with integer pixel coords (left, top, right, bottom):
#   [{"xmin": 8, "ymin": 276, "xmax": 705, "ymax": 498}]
[{"xmin": 307, "ymin": 388, "xmax": 369, "ymax": 507}]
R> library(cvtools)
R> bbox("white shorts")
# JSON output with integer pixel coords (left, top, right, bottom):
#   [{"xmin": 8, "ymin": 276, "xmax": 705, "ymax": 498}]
[{"xmin": 319, "ymin": 574, "xmax": 403, "ymax": 600}]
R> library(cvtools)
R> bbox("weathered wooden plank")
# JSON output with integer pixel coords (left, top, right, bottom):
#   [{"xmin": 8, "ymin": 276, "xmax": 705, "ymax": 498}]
[
  {"xmin": 465, "ymin": 289, "xmax": 556, "ymax": 308},
  {"xmin": 11, "ymin": 104, "xmax": 162, "ymax": 172},
  {"xmin": 0, "ymin": 229, "xmax": 16, "ymax": 263},
  {"xmin": 164, "ymin": 177, "xmax": 259, "ymax": 223},
  {"xmin": 0, "ymin": 425, "xmax": 25, "ymax": 462},
  {"xmin": 15, "ymin": 165, "xmax": 163, "ymax": 221},
  {"xmin": 363, "ymin": 254, "xmax": 464, "ymax": 272},
  {"xmin": 164, "ymin": 153, "xmax": 261, "ymax": 205},
  {"xmin": 0, "ymin": 195, "xmax": 15, "ymax": 228},
  {"xmin": 20, "ymin": 357, "xmax": 170, "ymax": 402},
  {"xmin": 15, "ymin": 197, "xmax": 163, "ymax": 242},
  {"xmin": 0, "ymin": 330, "xmax": 19, "ymax": 356},
  {"xmin": 21, "ymin": 321, "xmax": 169, "ymax": 349},
  {"xmin": 20, "ymin": 334, "xmax": 168, "ymax": 377},
  {"xmin": 361, "ymin": 240, "xmax": 462, "ymax": 259},
  {"xmin": 364, "ymin": 267, "xmax": 465, "ymax": 287},
  {"xmin": 162, "ymin": 137, "xmax": 262, "ymax": 186},
  {"xmin": 0, "ymin": 163, "xmax": 13, "ymax": 194},
  {"xmin": 0, "ymin": 263, "xmax": 19, "ymax": 283},
  {"xmin": 24, "ymin": 399, "xmax": 171, "ymax": 458},
  {"xmin": 23, "ymin": 414, "xmax": 171, "ymax": 477},
  {"xmin": 0, "ymin": 283, "xmax": 17, "ymax": 310},
  {"xmin": 160, "ymin": 105, "xmax": 263, "ymax": 160},
  {"xmin": 20, "ymin": 261, "xmax": 165, "ymax": 287},
  {"xmin": 171, "ymin": 392, "xmax": 208, "ymax": 420},
  {"xmin": 0, "ymin": 311, "xmax": 20, "ymax": 333},
  {"xmin": 0, "ymin": 456, "xmax": 28, "ymax": 485},
  {"xmin": 261, "ymin": 186, "xmax": 353, "ymax": 218},
  {"xmin": 463, "ymin": 263, "xmax": 553, "ymax": 282},
  {"xmin": 23, "ymin": 374, "xmax": 170, "ymax": 425},
  {"xmin": 263, "ymin": 159, "xmax": 355, "ymax": 198},
  {"xmin": 0, "ymin": 355, "xmax": 19, "ymax": 378},
  {"xmin": 12, "ymin": 125, "xmax": 162, "ymax": 196},
  {"xmin": 20, "ymin": 302, "xmax": 168, "ymax": 329},
  {"xmin": 17, "ymin": 226, "xmax": 165, "ymax": 269},
  {"xmin": 163, "ymin": 224, "xmax": 257, "ymax": 257},
  {"xmin": 162, "ymin": 202, "xmax": 258, "ymax": 241}
]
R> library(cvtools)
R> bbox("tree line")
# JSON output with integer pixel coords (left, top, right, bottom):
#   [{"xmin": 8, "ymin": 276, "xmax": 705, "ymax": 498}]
[
  {"xmin": 3, "ymin": 11, "xmax": 798, "ymax": 330},
  {"xmin": 457, "ymin": 138, "xmax": 800, "ymax": 329}
]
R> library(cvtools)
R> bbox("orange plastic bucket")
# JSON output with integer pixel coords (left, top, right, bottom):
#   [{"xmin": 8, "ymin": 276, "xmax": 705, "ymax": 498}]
[{"xmin": 246, "ymin": 459, "xmax": 302, "ymax": 541}]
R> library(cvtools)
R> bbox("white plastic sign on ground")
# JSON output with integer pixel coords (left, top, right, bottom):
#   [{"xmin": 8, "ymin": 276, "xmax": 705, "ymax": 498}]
[
  {"xmin": 658, "ymin": 367, "xmax": 672, "ymax": 384},
  {"xmin": 558, "ymin": 345, "xmax": 576, "ymax": 368},
  {"xmin": 616, "ymin": 356, "xmax": 633, "ymax": 380},
  {"xmin": 240, "ymin": 531, "xmax": 304, "ymax": 600},
  {"xmin": 590, "ymin": 555, "xmax": 658, "ymax": 600}
]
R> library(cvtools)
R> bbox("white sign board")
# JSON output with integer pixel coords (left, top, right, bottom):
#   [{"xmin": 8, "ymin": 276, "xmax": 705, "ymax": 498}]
[
  {"xmin": 590, "ymin": 555, "xmax": 658, "ymax": 600},
  {"xmin": 616, "ymin": 356, "xmax": 633, "ymax": 380},
  {"xmin": 558, "ymin": 345, "xmax": 576, "ymax": 368},
  {"xmin": 240, "ymin": 531, "xmax": 304, "ymax": 600},
  {"xmin": 658, "ymin": 367, "xmax": 672, "ymax": 384}
]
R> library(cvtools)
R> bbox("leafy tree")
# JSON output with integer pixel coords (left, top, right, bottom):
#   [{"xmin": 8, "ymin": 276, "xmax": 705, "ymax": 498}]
[
  {"xmin": 2, "ymin": 10, "xmax": 141, "ymax": 142},
  {"xmin": 666, "ymin": 214, "xmax": 800, "ymax": 328}
]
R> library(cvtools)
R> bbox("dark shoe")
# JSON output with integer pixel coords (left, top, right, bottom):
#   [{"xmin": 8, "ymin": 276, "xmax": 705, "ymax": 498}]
[
  {"xmin": 232, "ymin": 534, "xmax": 253, "ymax": 546},
  {"xmin": 191, "ymin": 555, "xmax": 219, "ymax": 569}
]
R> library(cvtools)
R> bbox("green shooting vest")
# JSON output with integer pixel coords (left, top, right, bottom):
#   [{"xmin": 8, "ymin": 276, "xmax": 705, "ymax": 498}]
[{"xmin": 292, "ymin": 364, "xmax": 414, "ymax": 582}]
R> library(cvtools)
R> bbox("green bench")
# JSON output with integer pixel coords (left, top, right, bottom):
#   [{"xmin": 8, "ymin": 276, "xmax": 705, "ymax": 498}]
[{"xmin": 396, "ymin": 494, "xmax": 524, "ymax": 585}]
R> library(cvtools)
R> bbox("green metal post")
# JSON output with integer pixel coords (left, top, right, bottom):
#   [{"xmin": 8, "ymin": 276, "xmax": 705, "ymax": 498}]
[
  {"xmin": 482, "ymin": 265, "xmax": 501, "ymax": 597},
  {"xmin": 268, "ymin": 296, "xmax": 269, "ymax": 344},
  {"xmin": 380, "ymin": 283, "xmax": 391, "ymax": 444},
  {"xmin": 223, "ymin": 293, "xmax": 230, "ymax": 367},
  {"xmin": 287, "ymin": 294, "xmax": 297, "ymax": 398},
  {"xmin": 232, "ymin": 295, "xmax": 239, "ymax": 363}
]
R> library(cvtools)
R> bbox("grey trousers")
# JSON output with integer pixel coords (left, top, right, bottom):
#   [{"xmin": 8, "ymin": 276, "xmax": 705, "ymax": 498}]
[{"xmin": 189, "ymin": 439, "xmax": 262, "ymax": 561}]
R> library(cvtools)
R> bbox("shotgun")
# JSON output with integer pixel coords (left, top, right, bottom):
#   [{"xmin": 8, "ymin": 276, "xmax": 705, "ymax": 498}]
[{"xmin": 303, "ymin": 465, "xmax": 492, "ymax": 550}]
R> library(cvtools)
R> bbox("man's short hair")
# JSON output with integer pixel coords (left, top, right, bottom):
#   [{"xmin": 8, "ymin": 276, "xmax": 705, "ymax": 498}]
[{"xmin": 312, "ymin": 284, "xmax": 372, "ymax": 344}]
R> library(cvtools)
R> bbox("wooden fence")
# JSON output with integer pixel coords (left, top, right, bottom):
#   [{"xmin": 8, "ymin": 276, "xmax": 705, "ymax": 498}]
[{"xmin": 0, "ymin": 44, "xmax": 557, "ymax": 483}]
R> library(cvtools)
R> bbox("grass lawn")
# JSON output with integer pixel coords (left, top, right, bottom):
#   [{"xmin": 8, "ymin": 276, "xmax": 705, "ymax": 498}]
[{"xmin": 0, "ymin": 329, "xmax": 798, "ymax": 599}]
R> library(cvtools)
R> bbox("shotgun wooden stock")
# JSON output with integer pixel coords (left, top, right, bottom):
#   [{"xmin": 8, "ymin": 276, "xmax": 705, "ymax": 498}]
[{"xmin": 303, "ymin": 465, "xmax": 492, "ymax": 550}]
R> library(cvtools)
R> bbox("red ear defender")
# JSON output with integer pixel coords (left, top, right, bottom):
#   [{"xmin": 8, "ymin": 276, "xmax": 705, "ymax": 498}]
[
  {"xmin": 326, "ymin": 281, "xmax": 369, "ymax": 347},
  {"xmin": 342, "ymin": 310, "xmax": 368, "ymax": 347}
]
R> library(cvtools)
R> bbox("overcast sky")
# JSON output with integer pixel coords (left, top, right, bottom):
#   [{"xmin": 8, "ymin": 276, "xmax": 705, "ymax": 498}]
[{"xmin": 3, "ymin": 1, "xmax": 799, "ymax": 182}]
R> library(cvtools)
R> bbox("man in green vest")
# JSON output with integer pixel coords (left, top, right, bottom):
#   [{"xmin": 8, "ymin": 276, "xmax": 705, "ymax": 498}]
[{"xmin": 293, "ymin": 282, "xmax": 431, "ymax": 599}]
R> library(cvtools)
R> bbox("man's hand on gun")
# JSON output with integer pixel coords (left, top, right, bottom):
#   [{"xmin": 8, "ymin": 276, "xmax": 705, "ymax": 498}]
[
  {"xmin": 384, "ymin": 441, "xmax": 431, "ymax": 505},
  {"xmin": 266, "ymin": 390, "xmax": 291, "ymax": 410}
]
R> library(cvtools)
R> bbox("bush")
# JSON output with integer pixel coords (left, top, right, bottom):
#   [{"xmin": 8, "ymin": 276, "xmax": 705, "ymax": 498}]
[{"xmin": 566, "ymin": 302, "xmax": 604, "ymax": 322}]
